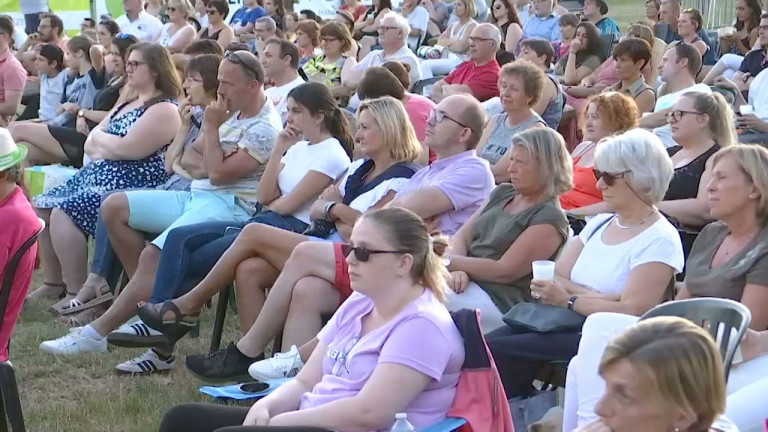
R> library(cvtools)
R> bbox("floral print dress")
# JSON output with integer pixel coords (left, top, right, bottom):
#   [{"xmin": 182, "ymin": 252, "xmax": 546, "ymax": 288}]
[{"xmin": 35, "ymin": 99, "xmax": 176, "ymax": 236}]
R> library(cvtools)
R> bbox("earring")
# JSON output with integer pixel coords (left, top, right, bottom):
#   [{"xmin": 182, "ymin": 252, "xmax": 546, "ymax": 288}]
[{"xmin": 750, "ymin": 194, "xmax": 756, "ymax": 199}]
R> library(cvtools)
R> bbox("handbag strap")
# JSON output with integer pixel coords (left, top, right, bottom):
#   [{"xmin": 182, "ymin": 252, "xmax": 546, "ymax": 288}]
[{"xmin": 584, "ymin": 214, "xmax": 615, "ymax": 244}]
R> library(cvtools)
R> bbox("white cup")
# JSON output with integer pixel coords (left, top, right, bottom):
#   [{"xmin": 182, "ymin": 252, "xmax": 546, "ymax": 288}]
[
  {"xmin": 740, "ymin": 105, "xmax": 754, "ymax": 115},
  {"xmin": 532, "ymin": 260, "xmax": 556, "ymax": 281}
]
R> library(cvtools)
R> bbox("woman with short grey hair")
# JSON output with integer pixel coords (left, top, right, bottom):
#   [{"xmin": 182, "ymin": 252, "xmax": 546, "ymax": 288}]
[
  {"xmin": 486, "ymin": 128, "xmax": 685, "ymax": 399},
  {"xmin": 444, "ymin": 128, "xmax": 572, "ymax": 332}
]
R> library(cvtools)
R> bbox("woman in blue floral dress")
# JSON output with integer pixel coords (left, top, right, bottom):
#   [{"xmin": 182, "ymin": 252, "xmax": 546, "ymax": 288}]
[{"xmin": 34, "ymin": 43, "xmax": 183, "ymax": 307}]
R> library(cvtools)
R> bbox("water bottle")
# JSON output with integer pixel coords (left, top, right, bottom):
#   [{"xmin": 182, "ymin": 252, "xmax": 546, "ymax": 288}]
[{"xmin": 390, "ymin": 413, "xmax": 415, "ymax": 432}]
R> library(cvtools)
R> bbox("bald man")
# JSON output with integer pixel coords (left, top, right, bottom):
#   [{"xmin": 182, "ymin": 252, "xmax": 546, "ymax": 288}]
[{"xmin": 431, "ymin": 23, "xmax": 502, "ymax": 102}]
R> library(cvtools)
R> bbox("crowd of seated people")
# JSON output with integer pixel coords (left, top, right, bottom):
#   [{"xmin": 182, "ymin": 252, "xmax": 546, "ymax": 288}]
[{"xmin": 1, "ymin": 1, "xmax": 767, "ymax": 431}]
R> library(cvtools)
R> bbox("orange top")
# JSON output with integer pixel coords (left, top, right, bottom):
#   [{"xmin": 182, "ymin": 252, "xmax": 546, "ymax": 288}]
[{"xmin": 559, "ymin": 155, "xmax": 603, "ymax": 211}]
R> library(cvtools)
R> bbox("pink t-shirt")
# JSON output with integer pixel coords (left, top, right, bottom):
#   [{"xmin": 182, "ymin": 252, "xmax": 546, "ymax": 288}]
[
  {"xmin": 0, "ymin": 187, "xmax": 40, "ymax": 362},
  {"xmin": 0, "ymin": 49, "xmax": 28, "ymax": 105},
  {"xmin": 404, "ymin": 93, "xmax": 435, "ymax": 143},
  {"xmin": 300, "ymin": 290, "xmax": 465, "ymax": 431}
]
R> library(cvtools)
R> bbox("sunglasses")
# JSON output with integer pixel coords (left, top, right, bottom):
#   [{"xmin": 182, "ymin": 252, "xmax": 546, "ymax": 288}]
[
  {"xmin": 665, "ymin": 110, "xmax": 701, "ymax": 123},
  {"xmin": 593, "ymin": 169, "xmax": 630, "ymax": 187},
  {"xmin": 226, "ymin": 52, "xmax": 261, "ymax": 79},
  {"xmin": 341, "ymin": 244, "xmax": 408, "ymax": 262}
]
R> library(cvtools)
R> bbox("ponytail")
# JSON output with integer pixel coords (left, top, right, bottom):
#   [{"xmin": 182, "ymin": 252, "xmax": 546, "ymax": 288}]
[
  {"xmin": 287, "ymin": 82, "xmax": 354, "ymax": 160},
  {"xmin": 422, "ymin": 234, "xmax": 450, "ymax": 303},
  {"xmin": 327, "ymin": 106, "xmax": 354, "ymax": 159}
]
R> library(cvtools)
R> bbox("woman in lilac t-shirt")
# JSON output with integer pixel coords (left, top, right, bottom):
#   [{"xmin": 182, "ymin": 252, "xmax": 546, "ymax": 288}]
[{"xmin": 160, "ymin": 207, "xmax": 465, "ymax": 432}]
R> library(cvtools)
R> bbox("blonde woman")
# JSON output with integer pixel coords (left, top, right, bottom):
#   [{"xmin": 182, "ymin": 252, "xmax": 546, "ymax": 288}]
[
  {"xmin": 577, "ymin": 317, "xmax": 732, "ymax": 432},
  {"xmin": 155, "ymin": 0, "xmax": 196, "ymax": 53},
  {"xmin": 565, "ymin": 144, "xmax": 768, "ymax": 432},
  {"xmin": 420, "ymin": 0, "xmax": 477, "ymax": 77},
  {"xmin": 160, "ymin": 207, "xmax": 464, "ymax": 431}
]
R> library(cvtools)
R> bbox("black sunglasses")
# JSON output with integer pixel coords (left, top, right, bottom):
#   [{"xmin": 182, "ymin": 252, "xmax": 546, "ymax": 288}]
[
  {"xmin": 593, "ymin": 169, "xmax": 630, "ymax": 187},
  {"xmin": 226, "ymin": 52, "xmax": 260, "ymax": 79},
  {"xmin": 341, "ymin": 244, "xmax": 408, "ymax": 262}
]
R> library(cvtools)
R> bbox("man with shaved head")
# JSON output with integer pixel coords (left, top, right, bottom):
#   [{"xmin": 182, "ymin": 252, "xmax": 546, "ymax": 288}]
[{"xmin": 431, "ymin": 23, "xmax": 502, "ymax": 102}]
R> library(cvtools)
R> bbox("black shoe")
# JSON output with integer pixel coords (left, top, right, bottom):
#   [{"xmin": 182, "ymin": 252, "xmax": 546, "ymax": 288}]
[{"xmin": 185, "ymin": 342, "xmax": 264, "ymax": 383}]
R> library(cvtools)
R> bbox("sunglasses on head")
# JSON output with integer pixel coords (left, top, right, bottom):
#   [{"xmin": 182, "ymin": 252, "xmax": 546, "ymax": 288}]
[
  {"xmin": 341, "ymin": 243, "xmax": 408, "ymax": 262},
  {"xmin": 226, "ymin": 52, "xmax": 261, "ymax": 79},
  {"xmin": 593, "ymin": 169, "xmax": 630, "ymax": 187}
]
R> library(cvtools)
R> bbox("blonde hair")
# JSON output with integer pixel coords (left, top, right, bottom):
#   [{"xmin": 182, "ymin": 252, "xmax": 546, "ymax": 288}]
[
  {"xmin": 362, "ymin": 208, "xmax": 449, "ymax": 302},
  {"xmin": 711, "ymin": 144, "xmax": 768, "ymax": 221},
  {"xmin": 456, "ymin": 0, "xmax": 477, "ymax": 19},
  {"xmin": 600, "ymin": 316, "xmax": 726, "ymax": 431},
  {"xmin": 681, "ymin": 92, "xmax": 736, "ymax": 147},
  {"xmin": 512, "ymin": 128, "xmax": 574, "ymax": 198},
  {"xmin": 357, "ymin": 96, "xmax": 422, "ymax": 163},
  {"xmin": 168, "ymin": 0, "xmax": 195, "ymax": 18}
]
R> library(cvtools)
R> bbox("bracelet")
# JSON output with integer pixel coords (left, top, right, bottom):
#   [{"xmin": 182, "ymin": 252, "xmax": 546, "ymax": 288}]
[
  {"xmin": 567, "ymin": 295, "xmax": 578, "ymax": 311},
  {"xmin": 322, "ymin": 201, "xmax": 337, "ymax": 221}
]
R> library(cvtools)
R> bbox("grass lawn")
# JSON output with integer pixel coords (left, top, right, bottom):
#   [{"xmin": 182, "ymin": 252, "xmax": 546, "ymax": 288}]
[{"xmin": 16, "ymin": 278, "xmax": 245, "ymax": 432}]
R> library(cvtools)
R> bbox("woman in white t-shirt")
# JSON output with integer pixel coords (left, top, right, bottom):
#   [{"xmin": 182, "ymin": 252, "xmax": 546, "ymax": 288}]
[
  {"xmin": 155, "ymin": 0, "xmax": 196, "ymax": 53},
  {"xmin": 136, "ymin": 96, "xmax": 424, "ymax": 380},
  {"xmin": 486, "ymin": 128, "xmax": 685, "ymax": 398}
]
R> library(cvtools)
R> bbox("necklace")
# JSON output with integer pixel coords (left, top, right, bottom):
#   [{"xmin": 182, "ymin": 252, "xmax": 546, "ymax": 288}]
[{"xmin": 615, "ymin": 209, "xmax": 657, "ymax": 229}]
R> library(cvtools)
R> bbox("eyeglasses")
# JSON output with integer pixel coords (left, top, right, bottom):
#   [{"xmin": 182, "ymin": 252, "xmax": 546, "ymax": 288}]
[
  {"xmin": 377, "ymin": 25, "xmax": 398, "ymax": 33},
  {"xmin": 468, "ymin": 36, "xmax": 495, "ymax": 43},
  {"xmin": 665, "ymin": 110, "xmax": 701, "ymax": 123},
  {"xmin": 428, "ymin": 109, "xmax": 474, "ymax": 132},
  {"xmin": 593, "ymin": 169, "xmax": 630, "ymax": 187},
  {"xmin": 226, "ymin": 52, "xmax": 261, "ymax": 80},
  {"xmin": 125, "ymin": 60, "xmax": 147, "ymax": 70},
  {"xmin": 341, "ymin": 244, "xmax": 408, "ymax": 262}
]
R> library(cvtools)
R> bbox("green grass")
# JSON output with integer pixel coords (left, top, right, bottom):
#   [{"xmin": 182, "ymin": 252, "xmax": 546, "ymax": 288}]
[{"xmin": 15, "ymin": 282, "xmax": 245, "ymax": 432}]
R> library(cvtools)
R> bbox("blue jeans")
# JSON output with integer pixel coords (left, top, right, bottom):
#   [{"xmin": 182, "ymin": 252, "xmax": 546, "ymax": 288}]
[{"xmin": 149, "ymin": 210, "xmax": 309, "ymax": 303}]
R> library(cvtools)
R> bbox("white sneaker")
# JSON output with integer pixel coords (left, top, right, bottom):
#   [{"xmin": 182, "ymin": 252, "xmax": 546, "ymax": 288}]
[
  {"xmin": 115, "ymin": 349, "xmax": 175, "ymax": 375},
  {"xmin": 39, "ymin": 330, "xmax": 108, "ymax": 355},
  {"xmin": 107, "ymin": 317, "xmax": 168, "ymax": 348},
  {"xmin": 248, "ymin": 345, "xmax": 304, "ymax": 381}
]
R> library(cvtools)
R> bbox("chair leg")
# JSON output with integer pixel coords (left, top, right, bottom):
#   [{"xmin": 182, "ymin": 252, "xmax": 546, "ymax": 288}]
[
  {"xmin": 209, "ymin": 285, "xmax": 232, "ymax": 353},
  {"xmin": 0, "ymin": 362, "xmax": 25, "ymax": 432}
]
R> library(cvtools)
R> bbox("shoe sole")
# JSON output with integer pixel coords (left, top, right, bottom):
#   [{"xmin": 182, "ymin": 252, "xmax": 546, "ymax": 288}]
[
  {"xmin": 115, "ymin": 366, "xmax": 174, "ymax": 376},
  {"xmin": 184, "ymin": 365, "xmax": 251, "ymax": 384},
  {"xmin": 39, "ymin": 345, "xmax": 108, "ymax": 355},
  {"xmin": 248, "ymin": 368, "xmax": 290, "ymax": 382},
  {"xmin": 107, "ymin": 333, "xmax": 170, "ymax": 348}
]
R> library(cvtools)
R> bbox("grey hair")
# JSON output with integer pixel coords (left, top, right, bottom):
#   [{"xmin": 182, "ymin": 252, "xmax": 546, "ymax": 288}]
[
  {"xmin": 595, "ymin": 128, "xmax": 674, "ymax": 204},
  {"xmin": 380, "ymin": 11, "xmax": 411, "ymax": 42},
  {"xmin": 512, "ymin": 128, "xmax": 574, "ymax": 198},
  {"xmin": 475, "ymin": 22, "xmax": 502, "ymax": 49},
  {"xmin": 256, "ymin": 16, "xmax": 277, "ymax": 32}
]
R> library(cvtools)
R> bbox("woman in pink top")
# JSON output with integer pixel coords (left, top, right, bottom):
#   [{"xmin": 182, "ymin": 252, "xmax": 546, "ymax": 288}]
[{"xmin": 159, "ymin": 207, "xmax": 465, "ymax": 432}]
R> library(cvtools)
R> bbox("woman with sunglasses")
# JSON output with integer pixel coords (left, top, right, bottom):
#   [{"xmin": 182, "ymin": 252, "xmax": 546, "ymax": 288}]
[
  {"xmin": 198, "ymin": 0, "xmax": 235, "ymax": 49},
  {"xmin": 32, "ymin": 43, "xmax": 182, "ymax": 316},
  {"xmin": 159, "ymin": 207, "xmax": 464, "ymax": 432},
  {"xmin": 490, "ymin": 0, "xmax": 522, "ymax": 53},
  {"xmin": 570, "ymin": 92, "xmax": 736, "ymax": 257},
  {"xmin": 133, "ymin": 96, "xmax": 422, "ymax": 374},
  {"xmin": 486, "ymin": 128, "xmax": 684, "ymax": 399},
  {"xmin": 476, "ymin": 61, "xmax": 547, "ymax": 184},
  {"xmin": 564, "ymin": 144, "xmax": 768, "ymax": 432},
  {"xmin": 155, "ymin": 0, "xmax": 196, "ymax": 53}
]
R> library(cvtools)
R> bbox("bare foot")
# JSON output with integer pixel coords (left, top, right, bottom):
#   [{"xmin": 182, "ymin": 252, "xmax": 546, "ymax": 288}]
[{"xmin": 26, "ymin": 282, "xmax": 67, "ymax": 300}]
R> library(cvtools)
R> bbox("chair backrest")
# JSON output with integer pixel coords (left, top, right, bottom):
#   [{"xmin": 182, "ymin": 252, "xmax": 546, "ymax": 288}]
[
  {"xmin": 639, "ymin": 298, "xmax": 752, "ymax": 379},
  {"xmin": 0, "ymin": 221, "xmax": 44, "ymax": 336}
]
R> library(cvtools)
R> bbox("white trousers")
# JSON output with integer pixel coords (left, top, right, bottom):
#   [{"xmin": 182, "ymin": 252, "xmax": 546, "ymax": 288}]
[
  {"xmin": 419, "ymin": 57, "xmax": 463, "ymax": 80},
  {"xmin": 446, "ymin": 282, "xmax": 505, "ymax": 334},
  {"xmin": 563, "ymin": 312, "xmax": 768, "ymax": 432}
]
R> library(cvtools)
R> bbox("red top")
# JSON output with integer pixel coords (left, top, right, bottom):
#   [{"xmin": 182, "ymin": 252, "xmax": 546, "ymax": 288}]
[
  {"xmin": 559, "ymin": 155, "xmax": 602, "ymax": 211},
  {"xmin": 0, "ymin": 187, "xmax": 40, "ymax": 362},
  {"xmin": 340, "ymin": 4, "xmax": 369, "ymax": 21},
  {"xmin": 444, "ymin": 59, "xmax": 500, "ymax": 102}
]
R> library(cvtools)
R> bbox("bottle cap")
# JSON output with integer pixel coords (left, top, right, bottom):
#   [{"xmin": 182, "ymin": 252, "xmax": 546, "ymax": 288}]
[{"xmin": 395, "ymin": 413, "xmax": 407, "ymax": 420}]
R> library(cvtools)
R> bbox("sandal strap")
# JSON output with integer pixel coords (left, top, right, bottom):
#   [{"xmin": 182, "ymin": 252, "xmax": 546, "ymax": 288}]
[{"xmin": 159, "ymin": 301, "xmax": 185, "ymax": 326}]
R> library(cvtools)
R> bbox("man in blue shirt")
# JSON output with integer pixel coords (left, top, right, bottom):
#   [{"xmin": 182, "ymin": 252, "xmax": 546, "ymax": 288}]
[
  {"xmin": 582, "ymin": 0, "xmax": 620, "ymax": 43},
  {"xmin": 655, "ymin": 0, "xmax": 716, "ymax": 65},
  {"xmin": 523, "ymin": 0, "xmax": 561, "ymax": 42},
  {"xmin": 230, "ymin": 0, "xmax": 266, "ymax": 36}
]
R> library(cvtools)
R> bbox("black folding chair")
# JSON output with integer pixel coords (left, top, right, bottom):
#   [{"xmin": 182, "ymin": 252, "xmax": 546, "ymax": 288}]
[
  {"xmin": 0, "ymin": 221, "xmax": 45, "ymax": 432},
  {"xmin": 639, "ymin": 298, "xmax": 752, "ymax": 380}
]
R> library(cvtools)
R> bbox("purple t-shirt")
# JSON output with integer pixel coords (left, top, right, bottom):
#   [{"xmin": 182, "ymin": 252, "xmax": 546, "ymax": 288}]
[
  {"xmin": 299, "ymin": 290, "xmax": 465, "ymax": 431},
  {"xmin": 395, "ymin": 150, "xmax": 494, "ymax": 236}
]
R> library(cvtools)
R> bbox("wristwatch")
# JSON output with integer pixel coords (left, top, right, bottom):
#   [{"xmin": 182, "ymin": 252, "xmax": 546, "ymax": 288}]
[
  {"xmin": 322, "ymin": 201, "xmax": 337, "ymax": 221},
  {"xmin": 77, "ymin": 109, "xmax": 85, "ymax": 118},
  {"xmin": 567, "ymin": 295, "xmax": 578, "ymax": 311}
]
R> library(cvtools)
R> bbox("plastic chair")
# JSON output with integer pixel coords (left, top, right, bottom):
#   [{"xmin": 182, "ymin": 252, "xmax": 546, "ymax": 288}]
[
  {"xmin": 0, "ymin": 219, "xmax": 45, "ymax": 432},
  {"xmin": 639, "ymin": 298, "xmax": 751, "ymax": 379},
  {"xmin": 411, "ymin": 76, "xmax": 445, "ymax": 97}
]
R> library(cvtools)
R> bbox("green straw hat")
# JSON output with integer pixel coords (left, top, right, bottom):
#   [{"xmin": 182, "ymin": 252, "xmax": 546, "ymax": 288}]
[{"xmin": 0, "ymin": 128, "xmax": 27, "ymax": 172}]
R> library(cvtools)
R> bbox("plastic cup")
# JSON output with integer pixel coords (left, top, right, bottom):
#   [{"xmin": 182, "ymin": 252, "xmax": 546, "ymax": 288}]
[
  {"xmin": 740, "ymin": 105, "xmax": 754, "ymax": 115},
  {"xmin": 532, "ymin": 260, "xmax": 556, "ymax": 281}
]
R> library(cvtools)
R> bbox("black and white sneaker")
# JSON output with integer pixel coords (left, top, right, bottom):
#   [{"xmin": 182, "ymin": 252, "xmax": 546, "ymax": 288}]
[
  {"xmin": 115, "ymin": 349, "xmax": 175, "ymax": 375},
  {"xmin": 107, "ymin": 317, "xmax": 169, "ymax": 348}
]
